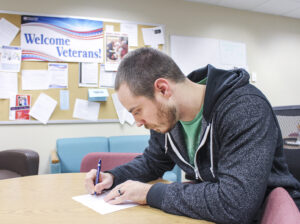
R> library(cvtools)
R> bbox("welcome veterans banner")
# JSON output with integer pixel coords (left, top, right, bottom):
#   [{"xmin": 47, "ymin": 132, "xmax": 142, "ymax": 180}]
[{"xmin": 21, "ymin": 15, "xmax": 103, "ymax": 63}]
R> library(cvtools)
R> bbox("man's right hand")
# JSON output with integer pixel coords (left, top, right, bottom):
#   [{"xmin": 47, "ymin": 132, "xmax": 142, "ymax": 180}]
[{"xmin": 85, "ymin": 169, "xmax": 114, "ymax": 195}]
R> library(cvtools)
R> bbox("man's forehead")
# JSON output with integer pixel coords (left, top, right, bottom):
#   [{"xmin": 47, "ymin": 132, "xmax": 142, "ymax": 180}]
[{"xmin": 117, "ymin": 84, "xmax": 138, "ymax": 109}]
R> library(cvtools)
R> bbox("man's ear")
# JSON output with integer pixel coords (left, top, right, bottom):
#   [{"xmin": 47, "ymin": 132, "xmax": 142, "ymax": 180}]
[{"xmin": 154, "ymin": 78, "xmax": 172, "ymax": 98}]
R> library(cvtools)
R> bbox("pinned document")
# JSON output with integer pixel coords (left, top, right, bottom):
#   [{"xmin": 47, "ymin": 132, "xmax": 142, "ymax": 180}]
[
  {"xmin": 60, "ymin": 90, "xmax": 69, "ymax": 110},
  {"xmin": 79, "ymin": 62, "xmax": 99, "ymax": 87},
  {"xmin": 142, "ymin": 26, "xmax": 164, "ymax": 48},
  {"xmin": 0, "ymin": 46, "xmax": 22, "ymax": 73},
  {"xmin": 120, "ymin": 23, "xmax": 138, "ymax": 47},
  {"xmin": 29, "ymin": 93, "xmax": 57, "ymax": 124},
  {"xmin": 112, "ymin": 93, "xmax": 135, "ymax": 125},
  {"xmin": 99, "ymin": 64, "xmax": 116, "ymax": 88},
  {"xmin": 73, "ymin": 99, "xmax": 100, "ymax": 121},
  {"xmin": 9, "ymin": 94, "xmax": 31, "ymax": 120},
  {"xmin": 0, "ymin": 72, "xmax": 18, "ymax": 99},
  {"xmin": 48, "ymin": 63, "xmax": 68, "ymax": 88},
  {"xmin": 0, "ymin": 18, "xmax": 19, "ymax": 46},
  {"xmin": 22, "ymin": 70, "xmax": 51, "ymax": 90}
]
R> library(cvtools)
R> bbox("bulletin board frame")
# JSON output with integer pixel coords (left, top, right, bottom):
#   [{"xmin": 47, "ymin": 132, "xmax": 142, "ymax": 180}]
[{"xmin": 0, "ymin": 10, "xmax": 165, "ymax": 125}]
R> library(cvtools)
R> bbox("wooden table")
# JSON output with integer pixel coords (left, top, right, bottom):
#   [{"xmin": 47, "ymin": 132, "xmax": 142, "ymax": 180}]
[{"xmin": 0, "ymin": 173, "xmax": 213, "ymax": 224}]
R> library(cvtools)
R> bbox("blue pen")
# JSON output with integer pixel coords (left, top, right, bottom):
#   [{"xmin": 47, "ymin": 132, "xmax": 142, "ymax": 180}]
[{"xmin": 94, "ymin": 159, "xmax": 102, "ymax": 195}]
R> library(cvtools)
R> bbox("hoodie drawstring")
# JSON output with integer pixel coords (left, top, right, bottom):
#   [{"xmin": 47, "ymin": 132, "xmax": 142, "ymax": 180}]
[{"xmin": 209, "ymin": 120, "xmax": 215, "ymax": 178}]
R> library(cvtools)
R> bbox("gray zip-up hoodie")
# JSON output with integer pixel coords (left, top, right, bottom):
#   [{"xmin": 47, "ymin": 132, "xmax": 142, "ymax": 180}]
[{"xmin": 108, "ymin": 65, "xmax": 300, "ymax": 224}]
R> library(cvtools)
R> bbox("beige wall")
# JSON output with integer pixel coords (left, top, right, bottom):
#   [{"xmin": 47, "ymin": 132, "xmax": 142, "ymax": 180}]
[{"xmin": 0, "ymin": 0, "xmax": 299, "ymax": 174}]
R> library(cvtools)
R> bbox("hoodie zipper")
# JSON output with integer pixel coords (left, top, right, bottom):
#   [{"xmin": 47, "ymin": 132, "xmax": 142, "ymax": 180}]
[{"xmin": 166, "ymin": 123, "xmax": 211, "ymax": 181}]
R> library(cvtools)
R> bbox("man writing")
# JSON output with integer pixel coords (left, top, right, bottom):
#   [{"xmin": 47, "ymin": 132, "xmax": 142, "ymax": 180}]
[{"xmin": 85, "ymin": 48, "xmax": 300, "ymax": 224}]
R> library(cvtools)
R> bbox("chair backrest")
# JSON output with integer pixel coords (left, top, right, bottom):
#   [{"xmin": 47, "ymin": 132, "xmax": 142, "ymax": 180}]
[
  {"xmin": 261, "ymin": 187, "xmax": 300, "ymax": 224},
  {"xmin": 273, "ymin": 105, "xmax": 300, "ymax": 141},
  {"xmin": 108, "ymin": 135, "xmax": 149, "ymax": 153},
  {"xmin": 57, "ymin": 137, "xmax": 109, "ymax": 172},
  {"xmin": 0, "ymin": 149, "xmax": 39, "ymax": 179},
  {"xmin": 273, "ymin": 106, "xmax": 300, "ymax": 182},
  {"xmin": 80, "ymin": 152, "xmax": 142, "ymax": 172}
]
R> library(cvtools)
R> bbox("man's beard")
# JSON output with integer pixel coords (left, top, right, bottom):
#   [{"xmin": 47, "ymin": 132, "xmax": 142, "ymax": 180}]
[{"xmin": 144, "ymin": 102, "xmax": 178, "ymax": 133}]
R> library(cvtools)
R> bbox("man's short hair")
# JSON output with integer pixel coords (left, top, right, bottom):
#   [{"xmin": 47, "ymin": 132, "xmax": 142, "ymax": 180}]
[{"xmin": 115, "ymin": 47, "xmax": 186, "ymax": 99}]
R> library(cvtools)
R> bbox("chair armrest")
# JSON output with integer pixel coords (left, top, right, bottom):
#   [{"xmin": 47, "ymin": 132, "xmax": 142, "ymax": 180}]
[
  {"xmin": 51, "ymin": 150, "xmax": 60, "ymax": 164},
  {"xmin": 0, "ymin": 149, "xmax": 39, "ymax": 176}
]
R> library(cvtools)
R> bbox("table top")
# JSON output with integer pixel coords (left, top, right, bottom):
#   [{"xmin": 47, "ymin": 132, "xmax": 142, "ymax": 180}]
[{"xmin": 0, "ymin": 173, "xmax": 213, "ymax": 224}]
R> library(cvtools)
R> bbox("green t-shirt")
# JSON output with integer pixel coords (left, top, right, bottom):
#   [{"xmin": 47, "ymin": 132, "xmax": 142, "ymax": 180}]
[{"xmin": 180, "ymin": 78, "xmax": 207, "ymax": 165}]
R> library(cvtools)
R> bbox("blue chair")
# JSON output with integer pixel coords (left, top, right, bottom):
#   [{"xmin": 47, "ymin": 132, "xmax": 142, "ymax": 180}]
[
  {"xmin": 50, "ymin": 137, "xmax": 109, "ymax": 173},
  {"xmin": 109, "ymin": 135, "xmax": 149, "ymax": 153},
  {"xmin": 108, "ymin": 135, "xmax": 181, "ymax": 182}
]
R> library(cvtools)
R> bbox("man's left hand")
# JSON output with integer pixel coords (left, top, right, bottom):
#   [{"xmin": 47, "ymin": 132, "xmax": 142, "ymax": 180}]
[{"xmin": 104, "ymin": 180, "xmax": 152, "ymax": 205}]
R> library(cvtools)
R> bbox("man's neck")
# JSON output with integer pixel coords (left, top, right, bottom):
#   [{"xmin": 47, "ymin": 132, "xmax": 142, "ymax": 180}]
[{"xmin": 175, "ymin": 79, "xmax": 206, "ymax": 122}]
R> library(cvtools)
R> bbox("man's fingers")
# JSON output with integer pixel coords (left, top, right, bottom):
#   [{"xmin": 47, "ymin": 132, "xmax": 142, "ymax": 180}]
[
  {"xmin": 104, "ymin": 186, "xmax": 123, "ymax": 202},
  {"xmin": 84, "ymin": 169, "xmax": 97, "ymax": 194},
  {"xmin": 107, "ymin": 194, "xmax": 127, "ymax": 205},
  {"xmin": 94, "ymin": 182, "xmax": 108, "ymax": 194}
]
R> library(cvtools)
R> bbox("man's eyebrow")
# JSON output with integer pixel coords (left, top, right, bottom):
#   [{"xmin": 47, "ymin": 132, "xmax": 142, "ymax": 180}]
[{"xmin": 128, "ymin": 106, "xmax": 137, "ymax": 113}]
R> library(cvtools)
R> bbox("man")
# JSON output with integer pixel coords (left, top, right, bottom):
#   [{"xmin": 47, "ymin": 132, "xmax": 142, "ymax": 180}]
[{"xmin": 85, "ymin": 47, "xmax": 300, "ymax": 224}]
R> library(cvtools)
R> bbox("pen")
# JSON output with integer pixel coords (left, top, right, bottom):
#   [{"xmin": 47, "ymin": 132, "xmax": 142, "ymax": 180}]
[{"xmin": 94, "ymin": 159, "xmax": 102, "ymax": 195}]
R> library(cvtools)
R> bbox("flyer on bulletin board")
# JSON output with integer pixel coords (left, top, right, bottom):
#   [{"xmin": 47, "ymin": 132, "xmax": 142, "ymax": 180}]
[
  {"xmin": 105, "ymin": 32, "xmax": 128, "ymax": 71},
  {"xmin": 21, "ymin": 15, "xmax": 104, "ymax": 63},
  {"xmin": 9, "ymin": 94, "xmax": 31, "ymax": 120}
]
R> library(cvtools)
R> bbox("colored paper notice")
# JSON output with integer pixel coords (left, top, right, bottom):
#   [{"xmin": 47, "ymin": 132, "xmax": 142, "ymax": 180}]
[
  {"xmin": 21, "ymin": 15, "xmax": 103, "ymax": 63},
  {"xmin": 60, "ymin": 90, "xmax": 69, "ymax": 110},
  {"xmin": 105, "ymin": 32, "xmax": 128, "ymax": 71},
  {"xmin": 9, "ymin": 94, "xmax": 31, "ymax": 120}
]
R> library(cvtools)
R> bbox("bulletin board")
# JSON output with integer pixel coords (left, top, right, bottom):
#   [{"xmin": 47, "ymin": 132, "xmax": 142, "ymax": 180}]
[{"xmin": 0, "ymin": 12, "xmax": 165, "ymax": 124}]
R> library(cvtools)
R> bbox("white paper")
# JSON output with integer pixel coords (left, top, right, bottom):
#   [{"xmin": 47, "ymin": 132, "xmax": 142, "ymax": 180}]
[
  {"xmin": 0, "ymin": 18, "xmax": 19, "ymax": 46},
  {"xmin": 105, "ymin": 25, "xmax": 114, "ymax": 32},
  {"xmin": 29, "ymin": 93, "xmax": 57, "ymax": 124},
  {"xmin": 112, "ymin": 93, "xmax": 135, "ymax": 125},
  {"xmin": 22, "ymin": 70, "xmax": 50, "ymax": 90},
  {"xmin": 0, "ymin": 46, "xmax": 22, "ymax": 72},
  {"xmin": 48, "ymin": 63, "xmax": 68, "ymax": 88},
  {"xmin": 120, "ymin": 23, "xmax": 138, "ymax": 47},
  {"xmin": 73, "ymin": 99, "xmax": 100, "ymax": 121},
  {"xmin": 72, "ymin": 192, "xmax": 137, "ymax": 215},
  {"xmin": 9, "ymin": 94, "xmax": 16, "ymax": 120},
  {"xmin": 219, "ymin": 40, "xmax": 247, "ymax": 68},
  {"xmin": 142, "ymin": 26, "xmax": 165, "ymax": 46},
  {"xmin": 79, "ymin": 62, "xmax": 99, "ymax": 87},
  {"xmin": 0, "ymin": 72, "xmax": 18, "ymax": 99},
  {"xmin": 99, "ymin": 64, "xmax": 116, "ymax": 87}
]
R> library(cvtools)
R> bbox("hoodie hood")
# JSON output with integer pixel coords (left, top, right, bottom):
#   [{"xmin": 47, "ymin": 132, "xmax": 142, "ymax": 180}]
[{"xmin": 187, "ymin": 64, "xmax": 250, "ymax": 122}]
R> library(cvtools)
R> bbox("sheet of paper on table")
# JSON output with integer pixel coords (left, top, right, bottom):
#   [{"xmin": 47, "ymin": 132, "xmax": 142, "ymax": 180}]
[{"xmin": 72, "ymin": 191, "xmax": 138, "ymax": 214}]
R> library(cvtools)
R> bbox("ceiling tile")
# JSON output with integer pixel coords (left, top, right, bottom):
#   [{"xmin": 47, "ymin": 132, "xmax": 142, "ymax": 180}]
[
  {"xmin": 217, "ymin": 0, "xmax": 268, "ymax": 11},
  {"xmin": 283, "ymin": 7, "xmax": 300, "ymax": 19},
  {"xmin": 252, "ymin": 0, "xmax": 300, "ymax": 15}
]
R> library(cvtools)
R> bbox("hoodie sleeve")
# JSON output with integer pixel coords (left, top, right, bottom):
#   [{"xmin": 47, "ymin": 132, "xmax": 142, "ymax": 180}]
[
  {"xmin": 147, "ymin": 95, "xmax": 279, "ymax": 224},
  {"xmin": 107, "ymin": 131, "xmax": 175, "ymax": 188}
]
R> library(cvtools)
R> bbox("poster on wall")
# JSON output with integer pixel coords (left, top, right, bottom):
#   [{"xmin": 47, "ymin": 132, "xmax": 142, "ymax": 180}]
[
  {"xmin": 21, "ymin": 15, "xmax": 104, "ymax": 63},
  {"xmin": 9, "ymin": 94, "xmax": 31, "ymax": 120},
  {"xmin": 105, "ymin": 32, "xmax": 128, "ymax": 71}
]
